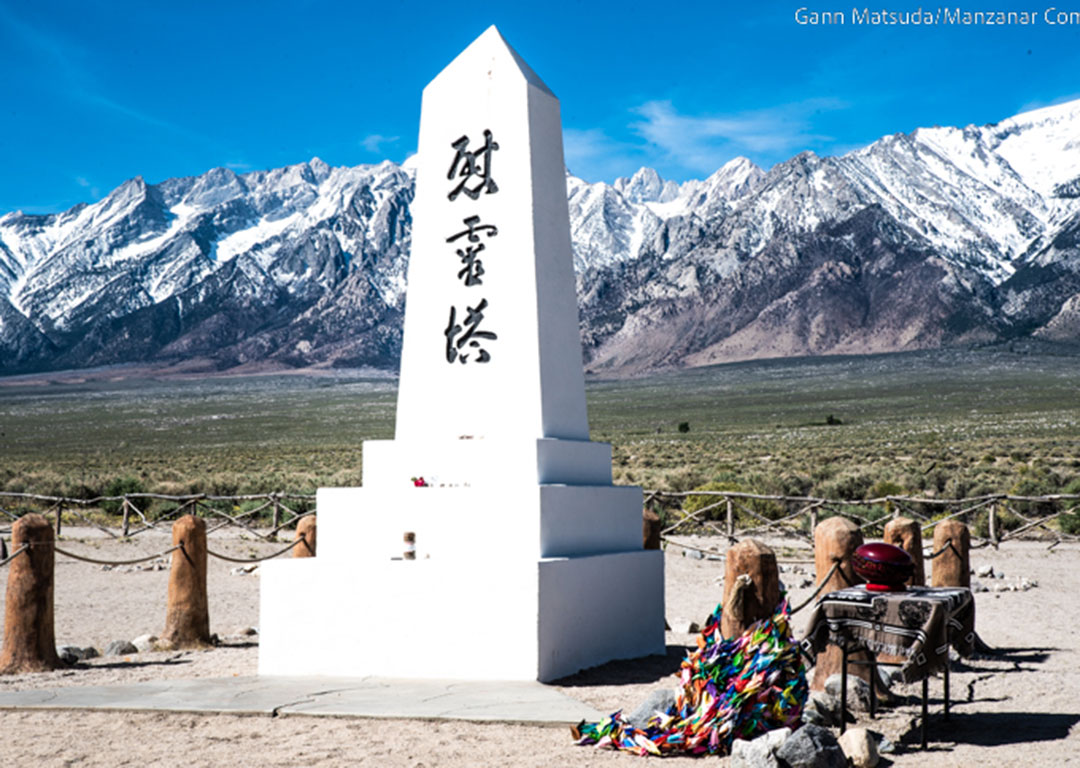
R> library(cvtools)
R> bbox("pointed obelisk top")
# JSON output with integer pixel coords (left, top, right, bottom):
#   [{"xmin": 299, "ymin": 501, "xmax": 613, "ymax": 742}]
[
  {"xmin": 394, "ymin": 27, "xmax": 588, "ymax": 446},
  {"xmin": 425, "ymin": 25, "xmax": 555, "ymax": 99}
]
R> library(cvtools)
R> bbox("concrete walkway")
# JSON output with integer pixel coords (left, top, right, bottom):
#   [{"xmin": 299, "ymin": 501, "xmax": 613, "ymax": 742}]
[{"xmin": 0, "ymin": 676, "xmax": 604, "ymax": 725}]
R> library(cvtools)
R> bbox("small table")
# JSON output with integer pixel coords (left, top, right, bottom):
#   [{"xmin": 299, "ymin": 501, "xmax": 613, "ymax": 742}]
[{"xmin": 800, "ymin": 585, "xmax": 975, "ymax": 748}]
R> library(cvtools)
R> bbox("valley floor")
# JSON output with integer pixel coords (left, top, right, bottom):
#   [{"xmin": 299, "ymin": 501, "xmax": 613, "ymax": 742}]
[{"xmin": 0, "ymin": 530, "xmax": 1076, "ymax": 767}]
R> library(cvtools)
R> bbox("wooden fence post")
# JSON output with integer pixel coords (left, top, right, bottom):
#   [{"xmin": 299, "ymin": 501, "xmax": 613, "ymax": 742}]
[
  {"xmin": 121, "ymin": 497, "xmax": 131, "ymax": 538},
  {"xmin": 160, "ymin": 515, "xmax": 211, "ymax": 648},
  {"xmin": 811, "ymin": 516, "xmax": 871, "ymax": 691},
  {"xmin": 988, "ymin": 503, "xmax": 998, "ymax": 546},
  {"xmin": 294, "ymin": 516, "xmax": 317, "ymax": 558},
  {"xmin": 272, "ymin": 494, "xmax": 281, "ymax": 533},
  {"xmin": 721, "ymin": 539, "xmax": 780, "ymax": 639},
  {"xmin": 726, "ymin": 498, "xmax": 735, "ymax": 539},
  {"xmin": 931, "ymin": 519, "xmax": 971, "ymax": 588},
  {"xmin": 0, "ymin": 514, "xmax": 61, "ymax": 674},
  {"xmin": 642, "ymin": 508, "xmax": 662, "ymax": 550},
  {"xmin": 883, "ymin": 517, "xmax": 925, "ymax": 586},
  {"xmin": 54, "ymin": 502, "xmax": 62, "ymax": 537}
]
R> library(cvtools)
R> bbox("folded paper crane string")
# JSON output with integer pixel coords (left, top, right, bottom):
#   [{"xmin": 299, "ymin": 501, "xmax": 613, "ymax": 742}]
[{"xmin": 574, "ymin": 598, "xmax": 807, "ymax": 757}]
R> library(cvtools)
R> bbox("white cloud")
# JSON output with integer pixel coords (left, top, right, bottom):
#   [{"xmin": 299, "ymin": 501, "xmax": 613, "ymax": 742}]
[
  {"xmin": 360, "ymin": 133, "xmax": 400, "ymax": 154},
  {"xmin": 73, "ymin": 175, "xmax": 100, "ymax": 199},
  {"xmin": 563, "ymin": 98, "xmax": 848, "ymax": 183},
  {"xmin": 629, "ymin": 99, "xmax": 844, "ymax": 175},
  {"xmin": 562, "ymin": 127, "xmax": 647, "ymax": 182}
]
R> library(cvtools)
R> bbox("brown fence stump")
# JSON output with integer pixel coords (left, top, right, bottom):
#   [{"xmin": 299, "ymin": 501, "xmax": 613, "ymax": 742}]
[
  {"xmin": 931, "ymin": 519, "xmax": 971, "ymax": 588},
  {"xmin": 642, "ymin": 509, "xmax": 662, "ymax": 550},
  {"xmin": 883, "ymin": 517, "xmax": 925, "ymax": 586},
  {"xmin": 721, "ymin": 539, "xmax": 780, "ymax": 639},
  {"xmin": 294, "ymin": 516, "xmax": 317, "ymax": 558},
  {"xmin": 811, "ymin": 516, "xmax": 871, "ymax": 691},
  {"xmin": 878, "ymin": 517, "xmax": 927, "ymax": 664},
  {"xmin": 160, "ymin": 515, "xmax": 211, "ymax": 649},
  {"xmin": 0, "ymin": 514, "xmax": 61, "ymax": 674}
]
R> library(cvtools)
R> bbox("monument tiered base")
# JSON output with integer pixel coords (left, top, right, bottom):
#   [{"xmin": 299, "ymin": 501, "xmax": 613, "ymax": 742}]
[{"xmin": 259, "ymin": 482, "xmax": 665, "ymax": 682}]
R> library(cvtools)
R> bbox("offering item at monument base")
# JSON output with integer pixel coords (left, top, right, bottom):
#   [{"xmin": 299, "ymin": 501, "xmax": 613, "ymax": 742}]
[
  {"xmin": 852, "ymin": 542, "xmax": 915, "ymax": 591},
  {"xmin": 573, "ymin": 598, "xmax": 807, "ymax": 756}
]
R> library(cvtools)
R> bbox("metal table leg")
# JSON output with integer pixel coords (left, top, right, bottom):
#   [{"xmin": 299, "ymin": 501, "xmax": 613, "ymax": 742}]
[
  {"xmin": 944, "ymin": 661, "xmax": 950, "ymax": 720},
  {"xmin": 921, "ymin": 677, "xmax": 929, "ymax": 750},
  {"xmin": 869, "ymin": 655, "xmax": 877, "ymax": 718},
  {"xmin": 840, "ymin": 644, "xmax": 848, "ymax": 734}
]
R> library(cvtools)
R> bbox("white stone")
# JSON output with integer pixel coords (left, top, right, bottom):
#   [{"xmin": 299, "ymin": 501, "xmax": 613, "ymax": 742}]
[
  {"xmin": 258, "ymin": 26, "xmax": 664, "ymax": 683},
  {"xmin": 132, "ymin": 634, "xmax": 158, "ymax": 653},
  {"xmin": 838, "ymin": 728, "xmax": 879, "ymax": 768}
]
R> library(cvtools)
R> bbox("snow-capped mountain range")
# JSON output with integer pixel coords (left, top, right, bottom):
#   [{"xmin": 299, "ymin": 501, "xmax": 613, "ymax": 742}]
[{"xmin": 2, "ymin": 99, "xmax": 1079, "ymax": 375}]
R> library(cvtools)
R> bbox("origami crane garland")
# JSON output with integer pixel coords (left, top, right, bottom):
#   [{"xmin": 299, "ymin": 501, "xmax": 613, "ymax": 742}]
[{"xmin": 573, "ymin": 598, "xmax": 807, "ymax": 756}]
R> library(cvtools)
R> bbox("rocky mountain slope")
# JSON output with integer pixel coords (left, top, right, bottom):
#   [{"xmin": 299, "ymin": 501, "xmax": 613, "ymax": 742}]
[{"xmin": 2, "ymin": 99, "xmax": 1079, "ymax": 376}]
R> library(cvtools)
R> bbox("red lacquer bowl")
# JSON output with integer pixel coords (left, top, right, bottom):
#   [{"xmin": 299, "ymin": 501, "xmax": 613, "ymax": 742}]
[{"xmin": 852, "ymin": 542, "xmax": 914, "ymax": 591}]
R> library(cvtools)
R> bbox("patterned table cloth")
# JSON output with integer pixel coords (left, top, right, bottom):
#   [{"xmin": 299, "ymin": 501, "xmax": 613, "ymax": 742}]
[{"xmin": 800, "ymin": 585, "xmax": 975, "ymax": 683}]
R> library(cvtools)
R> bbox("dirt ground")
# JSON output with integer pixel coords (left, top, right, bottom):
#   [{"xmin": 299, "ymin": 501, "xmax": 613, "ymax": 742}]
[{"xmin": 0, "ymin": 528, "xmax": 1077, "ymax": 767}]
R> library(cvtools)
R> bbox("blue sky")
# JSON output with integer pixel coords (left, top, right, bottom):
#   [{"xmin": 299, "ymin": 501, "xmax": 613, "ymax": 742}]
[{"xmin": 2, "ymin": 0, "xmax": 1079, "ymax": 213}]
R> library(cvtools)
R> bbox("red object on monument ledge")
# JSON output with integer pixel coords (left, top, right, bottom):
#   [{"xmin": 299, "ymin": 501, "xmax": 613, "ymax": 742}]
[{"xmin": 852, "ymin": 542, "xmax": 915, "ymax": 592}]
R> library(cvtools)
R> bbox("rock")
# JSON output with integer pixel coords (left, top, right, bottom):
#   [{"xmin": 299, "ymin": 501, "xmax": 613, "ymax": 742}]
[
  {"xmin": 976, "ymin": 564, "xmax": 994, "ymax": 578},
  {"xmin": 234, "ymin": 626, "xmax": 258, "ymax": 636},
  {"xmin": 56, "ymin": 646, "xmax": 80, "ymax": 665},
  {"xmin": 838, "ymin": 728, "xmax": 879, "ymax": 768},
  {"xmin": 132, "ymin": 634, "xmax": 159, "ymax": 653},
  {"xmin": 731, "ymin": 727, "xmax": 791, "ymax": 768},
  {"xmin": 625, "ymin": 688, "xmax": 678, "ymax": 730},
  {"xmin": 825, "ymin": 672, "xmax": 872, "ymax": 712},
  {"xmin": 804, "ymin": 690, "xmax": 841, "ymax": 726},
  {"xmin": 775, "ymin": 724, "xmax": 845, "ymax": 768},
  {"xmin": 798, "ymin": 577, "xmax": 814, "ymax": 588},
  {"xmin": 56, "ymin": 645, "xmax": 97, "ymax": 664},
  {"xmin": 104, "ymin": 640, "xmax": 138, "ymax": 656},
  {"xmin": 877, "ymin": 735, "xmax": 896, "ymax": 754},
  {"xmin": 687, "ymin": 549, "xmax": 705, "ymax": 560},
  {"xmin": 231, "ymin": 564, "xmax": 259, "ymax": 575}
]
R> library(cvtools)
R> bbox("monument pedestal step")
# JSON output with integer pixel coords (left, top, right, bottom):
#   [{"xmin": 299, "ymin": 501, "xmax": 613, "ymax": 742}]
[
  {"xmin": 317, "ymin": 483, "xmax": 644, "ymax": 562},
  {"xmin": 361, "ymin": 437, "xmax": 614, "ymax": 488},
  {"xmin": 258, "ymin": 549, "xmax": 664, "ymax": 682}
]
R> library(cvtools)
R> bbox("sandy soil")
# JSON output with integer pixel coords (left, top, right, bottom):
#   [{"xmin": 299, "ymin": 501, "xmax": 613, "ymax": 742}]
[{"xmin": 1, "ymin": 528, "xmax": 1078, "ymax": 767}]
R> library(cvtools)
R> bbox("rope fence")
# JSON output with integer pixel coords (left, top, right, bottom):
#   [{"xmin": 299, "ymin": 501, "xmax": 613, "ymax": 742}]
[
  {"xmin": 0, "ymin": 491, "xmax": 315, "ymax": 540},
  {"xmin": 649, "ymin": 490, "xmax": 1080, "ymax": 551},
  {"xmin": 1, "ymin": 488, "xmax": 1077, "ymax": 569}
]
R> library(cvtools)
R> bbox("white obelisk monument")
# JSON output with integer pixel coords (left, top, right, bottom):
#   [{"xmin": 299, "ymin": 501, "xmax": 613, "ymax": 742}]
[{"xmin": 259, "ymin": 26, "xmax": 664, "ymax": 682}]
